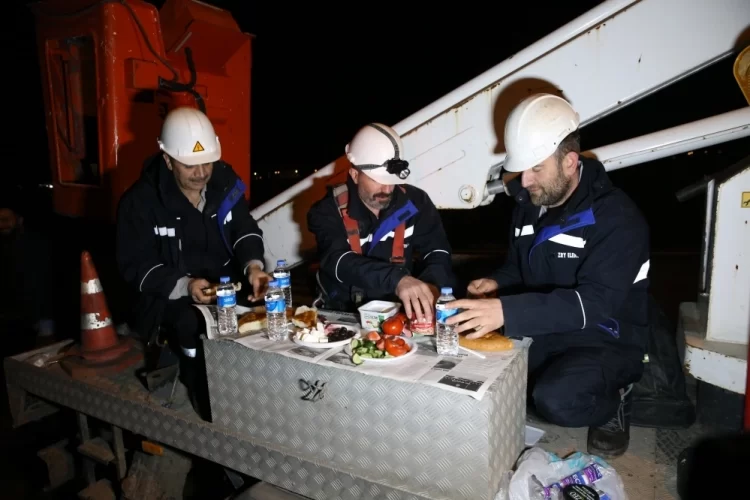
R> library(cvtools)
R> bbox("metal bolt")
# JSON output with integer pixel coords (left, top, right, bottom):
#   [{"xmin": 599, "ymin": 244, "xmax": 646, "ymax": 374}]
[{"xmin": 459, "ymin": 185, "xmax": 475, "ymax": 203}]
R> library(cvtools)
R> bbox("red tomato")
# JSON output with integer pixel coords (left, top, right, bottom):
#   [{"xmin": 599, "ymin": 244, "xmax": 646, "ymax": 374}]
[
  {"xmin": 381, "ymin": 317, "xmax": 404, "ymax": 336},
  {"xmin": 384, "ymin": 337, "xmax": 408, "ymax": 356}
]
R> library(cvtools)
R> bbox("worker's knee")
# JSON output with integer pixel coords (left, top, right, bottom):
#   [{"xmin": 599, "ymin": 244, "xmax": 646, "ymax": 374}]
[
  {"xmin": 531, "ymin": 377, "xmax": 613, "ymax": 428},
  {"xmin": 532, "ymin": 383, "xmax": 594, "ymax": 427}
]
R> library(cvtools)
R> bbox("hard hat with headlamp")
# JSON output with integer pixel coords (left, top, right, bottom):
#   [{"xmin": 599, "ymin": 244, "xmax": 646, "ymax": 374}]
[{"xmin": 345, "ymin": 123, "xmax": 410, "ymax": 185}]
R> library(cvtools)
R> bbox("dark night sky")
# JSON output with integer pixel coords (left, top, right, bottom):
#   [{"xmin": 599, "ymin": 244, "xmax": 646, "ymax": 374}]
[{"xmin": 10, "ymin": 0, "xmax": 750, "ymax": 251}]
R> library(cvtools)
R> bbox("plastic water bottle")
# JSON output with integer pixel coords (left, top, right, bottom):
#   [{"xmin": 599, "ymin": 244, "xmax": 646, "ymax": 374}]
[
  {"xmin": 435, "ymin": 287, "xmax": 459, "ymax": 356},
  {"xmin": 272, "ymin": 259, "xmax": 292, "ymax": 310},
  {"xmin": 265, "ymin": 280, "xmax": 288, "ymax": 341},
  {"xmin": 216, "ymin": 276, "xmax": 238, "ymax": 336}
]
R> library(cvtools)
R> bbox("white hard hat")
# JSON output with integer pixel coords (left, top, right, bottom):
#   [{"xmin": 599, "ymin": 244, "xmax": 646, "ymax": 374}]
[
  {"xmin": 503, "ymin": 94, "xmax": 580, "ymax": 173},
  {"xmin": 345, "ymin": 123, "xmax": 410, "ymax": 185},
  {"xmin": 158, "ymin": 107, "xmax": 222, "ymax": 166}
]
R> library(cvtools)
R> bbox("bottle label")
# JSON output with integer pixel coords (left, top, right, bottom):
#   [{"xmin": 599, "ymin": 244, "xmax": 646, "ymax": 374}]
[
  {"xmin": 266, "ymin": 297, "xmax": 286, "ymax": 314},
  {"xmin": 218, "ymin": 293, "xmax": 236, "ymax": 308},
  {"xmin": 436, "ymin": 305, "xmax": 458, "ymax": 324},
  {"xmin": 274, "ymin": 275, "xmax": 291, "ymax": 288}
]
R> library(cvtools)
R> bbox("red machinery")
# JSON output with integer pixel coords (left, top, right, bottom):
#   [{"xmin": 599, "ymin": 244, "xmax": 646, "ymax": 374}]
[{"xmin": 32, "ymin": 0, "xmax": 253, "ymax": 222}]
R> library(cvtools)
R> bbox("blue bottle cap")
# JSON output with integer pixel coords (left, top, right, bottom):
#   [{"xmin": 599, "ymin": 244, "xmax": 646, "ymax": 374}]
[
  {"xmin": 276, "ymin": 259, "xmax": 287, "ymax": 266},
  {"xmin": 440, "ymin": 287, "xmax": 453, "ymax": 295},
  {"xmin": 220, "ymin": 276, "xmax": 230, "ymax": 284}
]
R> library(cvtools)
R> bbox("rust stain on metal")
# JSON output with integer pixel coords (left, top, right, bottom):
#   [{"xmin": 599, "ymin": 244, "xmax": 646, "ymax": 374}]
[{"xmin": 403, "ymin": 83, "xmax": 502, "ymax": 137}]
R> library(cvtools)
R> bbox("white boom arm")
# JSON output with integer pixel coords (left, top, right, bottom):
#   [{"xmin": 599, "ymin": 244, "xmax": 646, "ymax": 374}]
[{"xmin": 252, "ymin": 0, "xmax": 750, "ymax": 268}]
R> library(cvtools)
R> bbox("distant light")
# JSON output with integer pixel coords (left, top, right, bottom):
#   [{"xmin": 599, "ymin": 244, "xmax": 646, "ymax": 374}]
[
  {"xmin": 314, "ymin": 169, "xmax": 318, "ymax": 172},
  {"xmin": 295, "ymin": 169, "xmax": 298, "ymax": 174},
  {"xmin": 687, "ymin": 151, "xmax": 693, "ymax": 156}
]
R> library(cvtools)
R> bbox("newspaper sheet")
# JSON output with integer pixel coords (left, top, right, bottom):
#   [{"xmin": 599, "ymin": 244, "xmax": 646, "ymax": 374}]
[{"xmin": 196, "ymin": 304, "xmax": 530, "ymax": 401}]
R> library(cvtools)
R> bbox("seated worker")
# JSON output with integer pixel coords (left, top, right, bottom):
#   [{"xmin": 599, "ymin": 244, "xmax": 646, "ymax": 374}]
[
  {"xmin": 116, "ymin": 107, "xmax": 271, "ymax": 419},
  {"xmin": 445, "ymin": 94, "xmax": 650, "ymax": 458},
  {"xmin": 308, "ymin": 123, "xmax": 455, "ymax": 321}
]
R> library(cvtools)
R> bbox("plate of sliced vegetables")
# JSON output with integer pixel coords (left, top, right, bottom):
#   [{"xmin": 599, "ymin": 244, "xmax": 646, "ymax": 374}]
[{"xmin": 346, "ymin": 331, "xmax": 417, "ymax": 364}]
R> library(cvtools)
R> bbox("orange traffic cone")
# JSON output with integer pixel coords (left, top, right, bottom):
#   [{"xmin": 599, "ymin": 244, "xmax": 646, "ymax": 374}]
[{"xmin": 62, "ymin": 251, "xmax": 141, "ymax": 378}]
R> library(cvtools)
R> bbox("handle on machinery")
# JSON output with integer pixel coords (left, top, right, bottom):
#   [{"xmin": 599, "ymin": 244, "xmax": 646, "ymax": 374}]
[{"xmin": 675, "ymin": 176, "xmax": 712, "ymax": 203}]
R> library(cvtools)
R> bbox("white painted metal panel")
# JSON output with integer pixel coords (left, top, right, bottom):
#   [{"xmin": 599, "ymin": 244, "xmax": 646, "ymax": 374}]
[
  {"xmin": 706, "ymin": 165, "xmax": 750, "ymax": 344},
  {"xmin": 685, "ymin": 344, "xmax": 747, "ymax": 394}
]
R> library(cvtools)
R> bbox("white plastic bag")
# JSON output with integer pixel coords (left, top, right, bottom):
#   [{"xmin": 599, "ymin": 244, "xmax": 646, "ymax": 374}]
[{"xmin": 505, "ymin": 447, "xmax": 628, "ymax": 500}]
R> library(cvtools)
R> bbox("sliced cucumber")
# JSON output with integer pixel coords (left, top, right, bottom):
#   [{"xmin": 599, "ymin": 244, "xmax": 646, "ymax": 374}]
[
  {"xmin": 352, "ymin": 353, "xmax": 363, "ymax": 365},
  {"xmin": 350, "ymin": 339, "xmax": 361, "ymax": 349}
]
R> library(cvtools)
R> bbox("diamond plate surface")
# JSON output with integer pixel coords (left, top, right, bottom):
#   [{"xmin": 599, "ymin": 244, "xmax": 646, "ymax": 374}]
[
  {"xmin": 205, "ymin": 339, "xmax": 528, "ymax": 500},
  {"xmin": 655, "ymin": 426, "xmax": 704, "ymax": 465},
  {"xmin": 7, "ymin": 358, "xmax": 434, "ymax": 500}
]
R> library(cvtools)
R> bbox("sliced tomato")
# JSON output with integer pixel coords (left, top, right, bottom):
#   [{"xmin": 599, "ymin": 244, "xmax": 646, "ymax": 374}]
[
  {"xmin": 366, "ymin": 331, "xmax": 381, "ymax": 342},
  {"xmin": 376, "ymin": 339, "xmax": 385, "ymax": 350},
  {"xmin": 385, "ymin": 343, "xmax": 408, "ymax": 357},
  {"xmin": 395, "ymin": 338, "xmax": 406, "ymax": 347},
  {"xmin": 396, "ymin": 312, "xmax": 409, "ymax": 324}
]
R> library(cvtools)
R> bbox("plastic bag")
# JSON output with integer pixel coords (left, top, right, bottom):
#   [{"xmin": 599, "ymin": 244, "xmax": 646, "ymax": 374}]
[{"xmin": 503, "ymin": 447, "xmax": 627, "ymax": 500}]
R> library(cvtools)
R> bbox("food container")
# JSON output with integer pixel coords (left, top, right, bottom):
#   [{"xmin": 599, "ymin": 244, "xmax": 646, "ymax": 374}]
[
  {"xmin": 410, "ymin": 316, "xmax": 435, "ymax": 335},
  {"xmin": 357, "ymin": 300, "xmax": 401, "ymax": 332}
]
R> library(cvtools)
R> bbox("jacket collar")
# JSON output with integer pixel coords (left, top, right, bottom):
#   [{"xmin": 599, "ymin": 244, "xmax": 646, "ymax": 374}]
[
  {"xmin": 344, "ymin": 175, "xmax": 408, "ymax": 223},
  {"xmin": 140, "ymin": 153, "xmax": 239, "ymax": 215},
  {"xmin": 555, "ymin": 157, "xmax": 613, "ymax": 217},
  {"xmin": 509, "ymin": 157, "xmax": 613, "ymax": 221}
]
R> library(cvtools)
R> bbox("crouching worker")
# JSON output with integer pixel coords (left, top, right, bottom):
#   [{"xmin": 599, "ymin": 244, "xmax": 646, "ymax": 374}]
[
  {"xmin": 308, "ymin": 123, "xmax": 456, "ymax": 322},
  {"xmin": 116, "ymin": 107, "xmax": 271, "ymax": 420},
  {"xmin": 445, "ymin": 95, "xmax": 650, "ymax": 458}
]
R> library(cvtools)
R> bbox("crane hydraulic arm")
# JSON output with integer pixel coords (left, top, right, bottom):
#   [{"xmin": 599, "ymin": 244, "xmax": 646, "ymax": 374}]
[{"xmin": 251, "ymin": 0, "xmax": 750, "ymax": 269}]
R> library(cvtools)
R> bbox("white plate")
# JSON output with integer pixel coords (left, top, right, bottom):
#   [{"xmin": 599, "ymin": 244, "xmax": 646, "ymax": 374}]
[
  {"xmin": 345, "ymin": 336, "xmax": 418, "ymax": 363},
  {"xmin": 291, "ymin": 324, "xmax": 361, "ymax": 349}
]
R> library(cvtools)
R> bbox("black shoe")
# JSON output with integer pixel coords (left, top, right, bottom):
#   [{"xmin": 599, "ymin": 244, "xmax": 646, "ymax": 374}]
[{"xmin": 587, "ymin": 384, "xmax": 632, "ymax": 459}]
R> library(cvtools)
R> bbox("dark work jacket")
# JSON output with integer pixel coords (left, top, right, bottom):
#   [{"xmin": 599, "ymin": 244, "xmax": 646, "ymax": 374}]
[
  {"xmin": 308, "ymin": 176, "xmax": 456, "ymax": 312},
  {"xmin": 494, "ymin": 158, "xmax": 650, "ymax": 353},
  {"xmin": 116, "ymin": 154, "xmax": 265, "ymax": 339}
]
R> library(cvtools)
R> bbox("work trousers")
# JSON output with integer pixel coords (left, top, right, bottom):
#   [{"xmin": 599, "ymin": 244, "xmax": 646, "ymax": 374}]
[
  {"xmin": 528, "ymin": 333, "xmax": 644, "ymax": 428},
  {"xmin": 161, "ymin": 298, "xmax": 206, "ymax": 351}
]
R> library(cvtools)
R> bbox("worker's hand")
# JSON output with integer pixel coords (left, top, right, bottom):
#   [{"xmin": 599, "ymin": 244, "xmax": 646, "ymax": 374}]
[
  {"xmin": 444, "ymin": 298, "xmax": 504, "ymax": 339},
  {"xmin": 426, "ymin": 283, "xmax": 441, "ymax": 303},
  {"xmin": 395, "ymin": 276, "xmax": 435, "ymax": 322},
  {"xmin": 188, "ymin": 278, "xmax": 213, "ymax": 304},
  {"xmin": 248, "ymin": 265, "xmax": 271, "ymax": 301},
  {"xmin": 467, "ymin": 278, "xmax": 499, "ymax": 298}
]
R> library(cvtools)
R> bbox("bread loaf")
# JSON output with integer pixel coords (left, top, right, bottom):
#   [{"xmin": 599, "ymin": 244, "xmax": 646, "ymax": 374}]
[{"xmin": 458, "ymin": 331, "xmax": 514, "ymax": 352}]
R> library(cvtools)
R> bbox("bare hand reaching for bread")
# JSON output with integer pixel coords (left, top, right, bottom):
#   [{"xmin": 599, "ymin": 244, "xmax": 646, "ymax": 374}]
[
  {"xmin": 189, "ymin": 278, "xmax": 213, "ymax": 304},
  {"xmin": 248, "ymin": 265, "xmax": 271, "ymax": 301}
]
